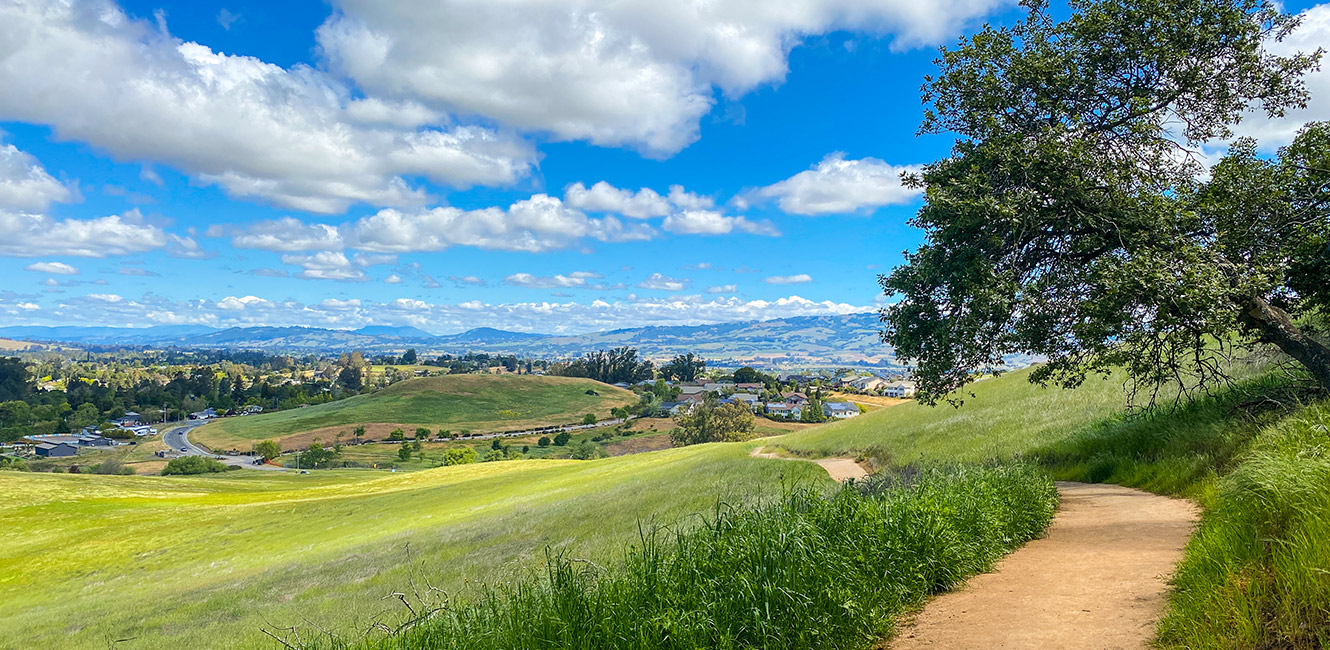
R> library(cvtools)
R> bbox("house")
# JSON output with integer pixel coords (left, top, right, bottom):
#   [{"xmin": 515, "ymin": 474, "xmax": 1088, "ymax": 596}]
[
  {"xmin": 781, "ymin": 392, "xmax": 809, "ymax": 405},
  {"xmin": 189, "ymin": 407, "xmax": 218, "ymax": 420},
  {"xmin": 735, "ymin": 382, "xmax": 764, "ymax": 391},
  {"xmin": 678, "ymin": 385, "xmax": 706, "ymax": 396},
  {"xmin": 110, "ymin": 412, "xmax": 141, "ymax": 427},
  {"xmin": 612, "ymin": 382, "xmax": 631, "ymax": 389},
  {"xmin": 679, "ymin": 392, "xmax": 709, "ymax": 405},
  {"xmin": 127, "ymin": 425, "xmax": 158, "ymax": 437},
  {"xmin": 730, "ymin": 393, "xmax": 761, "ymax": 408},
  {"xmin": 75, "ymin": 434, "xmax": 116, "ymax": 447},
  {"xmin": 822, "ymin": 402, "xmax": 861, "ymax": 419},
  {"xmin": 702, "ymin": 381, "xmax": 734, "ymax": 393},
  {"xmin": 765, "ymin": 403, "xmax": 802, "ymax": 419},
  {"xmin": 849, "ymin": 376, "xmax": 889, "ymax": 392},
  {"xmin": 35, "ymin": 442, "xmax": 77, "ymax": 457},
  {"xmin": 658, "ymin": 401, "xmax": 689, "ymax": 415},
  {"xmin": 883, "ymin": 382, "xmax": 917, "ymax": 398}
]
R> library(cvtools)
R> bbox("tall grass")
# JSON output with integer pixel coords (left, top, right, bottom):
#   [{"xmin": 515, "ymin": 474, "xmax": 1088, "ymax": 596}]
[{"xmin": 332, "ymin": 464, "xmax": 1057, "ymax": 650}]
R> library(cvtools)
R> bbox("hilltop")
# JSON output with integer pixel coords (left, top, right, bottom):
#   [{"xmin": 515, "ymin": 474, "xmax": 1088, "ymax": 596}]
[{"xmin": 191, "ymin": 374, "xmax": 638, "ymax": 450}]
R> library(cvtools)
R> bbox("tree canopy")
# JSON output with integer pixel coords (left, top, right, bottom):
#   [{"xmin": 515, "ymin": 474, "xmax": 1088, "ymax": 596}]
[
  {"xmin": 555, "ymin": 347, "xmax": 655, "ymax": 384},
  {"xmin": 671, "ymin": 400, "xmax": 756, "ymax": 446},
  {"xmin": 660, "ymin": 353, "xmax": 706, "ymax": 382},
  {"xmin": 882, "ymin": 0, "xmax": 1329, "ymax": 406}
]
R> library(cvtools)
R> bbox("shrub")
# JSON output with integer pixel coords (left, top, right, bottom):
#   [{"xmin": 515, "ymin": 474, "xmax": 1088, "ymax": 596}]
[
  {"xmin": 254, "ymin": 440, "xmax": 281, "ymax": 461},
  {"xmin": 414, "ymin": 428, "xmax": 431, "ymax": 440},
  {"xmin": 569, "ymin": 440, "xmax": 602, "ymax": 460},
  {"xmin": 553, "ymin": 432, "xmax": 571, "ymax": 446},
  {"xmin": 443, "ymin": 447, "xmax": 478, "ymax": 466},
  {"xmin": 582, "ymin": 413, "xmax": 597, "ymax": 425},
  {"xmin": 672, "ymin": 401, "xmax": 756, "ymax": 446},
  {"xmin": 92, "ymin": 458, "xmax": 135, "ymax": 475},
  {"xmin": 388, "ymin": 429, "xmax": 406, "ymax": 442},
  {"xmin": 537, "ymin": 436, "xmax": 551, "ymax": 447},
  {"xmin": 161, "ymin": 456, "xmax": 228, "ymax": 476},
  {"xmin": 398, "ymin": 443, "xmax": 412, "ymax": 462},
  {"xmin": 482, "ymin": 449, "xmax": 503, "ymax": 462}
]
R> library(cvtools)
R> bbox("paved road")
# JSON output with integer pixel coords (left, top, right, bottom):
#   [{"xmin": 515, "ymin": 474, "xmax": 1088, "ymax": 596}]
[{"xmin": 161, "ymin": 420, "xmax": 286, "ymax": 471}]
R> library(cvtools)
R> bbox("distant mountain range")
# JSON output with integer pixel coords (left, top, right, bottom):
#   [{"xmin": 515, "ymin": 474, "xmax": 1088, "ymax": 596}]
[{"xmin": 0, "ymin": 314, "xmax": 917, "ymax": 368}]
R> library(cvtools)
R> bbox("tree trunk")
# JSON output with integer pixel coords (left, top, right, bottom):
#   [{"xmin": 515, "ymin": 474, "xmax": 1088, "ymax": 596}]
[{"xmin": 1238, "ymin": 295, "xmax": 1330, "ymax": 392}]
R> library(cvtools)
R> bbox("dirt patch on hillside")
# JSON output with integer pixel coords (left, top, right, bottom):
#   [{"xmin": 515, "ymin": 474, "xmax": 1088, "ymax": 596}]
[
  {"xmin": 604, "ymin": 433, "xmax": 674, "ymax": 456},
  {"xmin": 749, "ymin": 446, "xmax": 869, "ymax": 481},
  {"xmin": 890, "ymin": 482, "xmax": 1199, "ymax": 650}
]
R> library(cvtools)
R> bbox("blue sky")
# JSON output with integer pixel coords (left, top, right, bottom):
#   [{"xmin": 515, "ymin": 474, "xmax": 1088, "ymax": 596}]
[{"xmin": 0, "ymin": 0, "xmax": 1326, "ymax": 335}]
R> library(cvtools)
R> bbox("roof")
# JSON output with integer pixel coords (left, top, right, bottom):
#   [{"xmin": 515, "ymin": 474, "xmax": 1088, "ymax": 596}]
[
  {"xmin": 825, "ymin": 402, "xmax": 858, "ymax": 411},
  {"xmin": 36, "ymin": 442, "xmax": 75, "ymax": 450}
]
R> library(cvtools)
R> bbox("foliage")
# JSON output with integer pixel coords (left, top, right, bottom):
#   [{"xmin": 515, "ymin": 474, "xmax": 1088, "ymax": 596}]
[
  {"xmin": 414, "ymin": 428, "xmax": 430, "ymax": 440},
  {"xmin": 730, "ymin": 366, "xmax": 768, "ymax": 385},
  {"xmin": 537, "ymin": 436, "xmax": 551, "ymax": 447},
  {"xmin": 569, "ymin": 439, "xmax": 602, "ymax": 460},
  {"xmin": 482, "ymin": 449, "xmax": 504, "ymax": 462},
  {"xmin": 388, "ymin": 429, "xmax": 406, "ymax": 442},
  {"xmin": 294, "ymin": 442, "xmax": 340, "ymax": 469},
  {"xmin": 332, "ymin": 464, "xmax": 1055, "ymax": 650},
  {"xmin": 91, "ymin": 458, "xmax": 135, "ymax": 475},
  {"xmin": 443, "ymin": 447, "xmax": 478, "ymax": 466},
  {"xmin": 881, "ymin": 0, "xmax": 1329, "ymax": 405},
  {"xmin": 398, "ymin": 443, "xmax": 412, "ymax": 462},
  {"xmin": 581, "ymin": 413, "xmax": 596, "ymax": 425},
  {"xmin": 671, "ymin": 400, "xmax": 756, "ymax": 446},
  {"xmin": 552, "ymin": 431, "xmax": 571, "ymax": 446},
  {"xmin": 659, "ymin": 352, "xmax": 706, "ymax": 382},
  {"xmin": 161, "ymin": 456, "xmax": 228, "ymax": 476},
  {"xmin": 254, "ymin": 440, "xmax": 281, "ymax": 461},
  {"xmin": 553, "ymin": 347, "xmax": 654, "ymax": 384}
]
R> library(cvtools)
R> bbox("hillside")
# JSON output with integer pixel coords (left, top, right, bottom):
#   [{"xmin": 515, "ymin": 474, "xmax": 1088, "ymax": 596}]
[{"xmin": 192, "ymin": 374, "xmax": 638, "ymax": 450}]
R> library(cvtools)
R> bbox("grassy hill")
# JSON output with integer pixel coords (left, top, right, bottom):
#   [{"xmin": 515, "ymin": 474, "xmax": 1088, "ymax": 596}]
[{"xmin": 193, "ymin": 375, "xmax": 638, "ymax": 450}]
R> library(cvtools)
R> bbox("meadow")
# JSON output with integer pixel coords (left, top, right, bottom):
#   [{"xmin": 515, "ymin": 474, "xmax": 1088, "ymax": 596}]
[{"xmin": 193, "ymin": 375, "xmax": 638, "ymax": 450}]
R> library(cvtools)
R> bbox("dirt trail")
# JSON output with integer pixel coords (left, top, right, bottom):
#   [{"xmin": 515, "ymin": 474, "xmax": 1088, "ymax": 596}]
[
  {"xmin": 749, "ymin": 446, "xmax": 869, "ymax": 481},
  {"xmin": 891, "ymin": 482, "xmax": 1199, "ymax": 650}
]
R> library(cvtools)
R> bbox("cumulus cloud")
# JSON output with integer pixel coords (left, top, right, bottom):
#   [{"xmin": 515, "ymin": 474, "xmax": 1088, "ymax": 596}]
[
  {"xmin": 755, "ymin": 153, "xmax": 922, "ymax": 215},
  {"xmin": 447, "ymin": 275, "xmax": 486, "ymax": 287},
  {"xmin": 317, "ymin": 0, "xmax": 1006, "ymax": 155},
  {"xmin": 15, "ymin": 291, "xmax": 869, "ymax": 333},
  {"xmin": 25, "ymin": 262, "xmax": 79, "ymax": 275},
  {"xmin": 1230, "ymin": 4, "xmax": 1330, "ymax": 147},
  {"xmin": 706, "ymin": 284, "xmax": 738, "ymax": 294},
  {"xmin": 383, "ymin": 274, "xmax": 402, "ymax": 284},
  {"xmin": 564, "ymin": 181, "xmax": 671, "ymax": 219},
  {"xmin": 0, "ymin": 143, "xmax": 73, "ymax": 212},
  {"xmin": 280, "ymin": 251, "xmax": 368, "ymax": 281},
  {"xmin": 637, "ymin": 273, "xmax": 690, "ymax": 291},
  {"xmin": 0, "ymin": 207, "xmax": 168, "ymax": 258},
  {"xmin": 231, "ymin": 217, "xmax": 344, "ymax": 251},
  {"xmin": 661, "ymin": 210, "xmax": 780, "ymax": 236},
  {"xmin": 766, "ymin": 274, "xmax": 813, "ymax": 284},
  {"xmin": 0, "ymin": 1, "xmax": 537, "ymax": 214}
]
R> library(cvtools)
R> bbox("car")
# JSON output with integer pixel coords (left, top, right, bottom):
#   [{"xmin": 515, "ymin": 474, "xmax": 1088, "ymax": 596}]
[{"xmin": 179, "ymin": 447, "xmax": 188, "ymax": 452}]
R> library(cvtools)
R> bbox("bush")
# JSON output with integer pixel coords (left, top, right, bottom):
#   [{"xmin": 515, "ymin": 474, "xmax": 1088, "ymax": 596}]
[
  {"xmin": 92, "ymin": 458, "xmax": 135, "ymax": 475},
  {"xmin": 254, "ymin": 440, "xmax": 281, "ymax": 461},
  {"xmin": 388, "ymin": 428, "xmax": 406, "ymax": 442},
  {"xmin": 482, "ymin": 449, "xmax": 503, "ymax": 462},
  {"xmin": 398, "ymin": 442, "xmax": 413, "ymax": 462},
  {"xmin": 415, "ymin": 428, "xmax": 431, "ymax": 440},
  {"xmin": 537, "ymin": 436, "xmax": 551, "ymax": 447},
  {"xmin": 569, "ymin": 440, "xmax": 602, "ymax": 460},
  {"xmin": 355, "ymin": 463, "xmax": 1056, "ymax": 650},
  {"xmin": 552, "ymin": 431, "xmax": 571, "ymax": 446},
  {"xmin": 672, "ymin": 401, "xmax": 756, "ymax": 446},
  {"xmin": 582, "ymin": 413, "xmax": 597, "ymax": 425},
  {"xmin": 443, "ymin": 447, "xmax": 479, "ymax": 466},
  {"xmin": 161, "ymin": 456, "xmax": 228, "ymax": 476}
]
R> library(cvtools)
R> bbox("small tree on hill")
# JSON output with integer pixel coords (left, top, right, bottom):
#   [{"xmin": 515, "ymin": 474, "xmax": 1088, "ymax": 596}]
[
  {"xmin": 398, "ymin": 442, "xmax": 412, "ymax": 462},
  {"xmin": 538, "ymin": 436, "xmax": 551, "ymax": 447},
  {"xmin": 882, "ymin": 0, "xmax": 1330, "ymax": 406},
  {"xmin": 388, "ymin": 428, "xmax": 406, "ymax": 442},
  {"xmin": 443, "ymin": 447, "xmax": 478, "ymax": 466},
  {"xmin": 414, "ymin": 427, "xmax": 431, "ymax": 440},
  {"xmin": 582, "ymin": 413, "xmax": 597, "ymax": 425},
  {"xmin": 553, "ymin": 431, "xmax": 571, "ymax": 446},
  {"xmin": 254, "ymin": 440, "xmax": 281, "ymax": 461},
  {"xmin": 671, "ymin": 400, "xmax": 756, "ymax": 446}
]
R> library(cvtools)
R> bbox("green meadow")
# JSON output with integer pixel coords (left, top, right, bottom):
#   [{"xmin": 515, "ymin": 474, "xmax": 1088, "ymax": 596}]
[{"xmin": 193, "ymin": 375, "xmax": 638, "ymax": 449}]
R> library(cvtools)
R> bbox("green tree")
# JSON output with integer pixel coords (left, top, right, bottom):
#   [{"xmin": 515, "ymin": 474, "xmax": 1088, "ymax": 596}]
[
  {"xmin": 660, "ymin": 353, "xmax": 706, "ymax": 382},
  {"xmin": 881, "ymin": 0, "xmax": 1329, "ymax": 405},
  {"xmin": 443, "ymin": 447, "xmax": 478, "ymax": 466},
  {"xmin": 570, "ymin": 439, "xmax": 601, "ymax": 460},
  {"xmin": 731, "ymin": 366, "xmax": 766, "ymax": 385},
  {"xmin": 402, "ymin": 348, "xmax": 418, "ymax": 364},
  {"xmin": 414, "ymin": 427, "xmax": 431, "ymax": 440},
  {"xmin": 254, "ymin": 439, "xmax": 281, "ymax": 460},
  {"xmin": 482, "ymin": 449, "xmax": 504, "ymax": 462},
  {"xmin": 553, "ymin": 431, "xmax": 571, "ymax": 446},
  {"xmin": 671, "ymin": 400, "xmax": 756, "ymax": 446},
  {"xmin": 801, "ymin": 396, "xmax": 827, "ymax": 423},
  {"xmin": 352, "ymin": 425, "xmax": 365, "ymax": 444},
  {"xmin": 398, "ymin": 442, "xmax": 412, "ymax": 462},
  {"xmin": 581, "ymin": 413, "xmax": 597, "ymax": 425},
  {"xmin": 388, "ymin": 428, "xmax": 406, "ymax": 441},
  {"xmin": 538, "ymin": 436, "xmax": 551, "ymax": 447}
]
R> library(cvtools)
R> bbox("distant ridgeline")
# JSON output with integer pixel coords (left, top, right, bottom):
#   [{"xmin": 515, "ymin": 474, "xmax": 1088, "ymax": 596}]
[{"xmin": 0, "ymin": 314, "xmax": 1039, "ymax": 370}]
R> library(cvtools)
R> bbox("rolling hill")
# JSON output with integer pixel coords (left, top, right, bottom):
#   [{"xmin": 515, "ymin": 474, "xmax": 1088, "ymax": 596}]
[{"xmin": 191, "ymin": 374, "xmax": 639, "ymax": 450}]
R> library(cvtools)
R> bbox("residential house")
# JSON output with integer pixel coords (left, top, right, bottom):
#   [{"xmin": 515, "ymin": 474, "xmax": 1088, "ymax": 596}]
[
  {"xmin": 188, "ymin": 407, "xmax": 218, "ymax": 420},
  {"xmin": 678, "ymin": 385, "xmax": 706, "ymax": 396},
  {"xmin": 849, "ymin": 376, "xmax": 889, "ymax": 392},
  {"xmin": 781, "ymin": 392, "xmax": 809, "ymax": 405},
  {"xmin": 883, "ymin": 382, "xmax": 917, "ymax": 398},
  {"xmin": 735, "ymin": 382, "xmax": 764, "ymax": 392},
  {"xmin": 679, "ymin": 392, "xmax": 709, "ymax": 405},
  {"xmin": 658, "ymin": 401, "xmax": 689, "ymax": 415},
  {"xmin": 110, "ymin": 412, "xmax": 141, "ymax": 427},
  {"xmin": 765, "ymin": 403, "xmax": 802, "ymax": 419},
  {"xmin": 730, "ymin": 393, "xmax": 761, "ymax": 410},
  {"xmin": 35, "ymin": 442, "xmax": 77, "ymax": 457},
  {"xmin": 822, "ymin": 402, "xmax": 861, "ymax": 419}
]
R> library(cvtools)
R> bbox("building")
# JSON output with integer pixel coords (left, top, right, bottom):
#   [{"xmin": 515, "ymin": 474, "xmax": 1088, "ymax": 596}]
[
  {"xmin": 730, "ymin": 393, "xmax": 761, "ymax": 409},
  {"xmin": 822, "ymin": 402, "xmax": 861, "ymax": 419},
  {"xmin": 848, "ymin": 376, "xmax": 889, "ymax": 392},
  {"xmin": 658, "ymin": 401, "xmax": 689, "ymax": 415},
  {"xmin": 35, "ymin": 442, "xmax": 77, "ymax": 457},
  {"xmin": 765, "ymin": 403, "xmax": 802, "ymax": 419},
  {"xmin": 189, "ymin": 408, "xmax": 218, "ymax": 420},
  {"xmin": 883, "ymin": 382, "xmax": 917, "ymax": 398},
  {"xmin": 678, "ymin": 385, "xmax": 706, "ymax": 396},
  {"xmin": 110, "ymin": 412, "xmax": 142, "ymax": 427},
  {"xmin": 781, "ymin": 392, "xmax": 809, "ymax": 405},
  {"xmin": 735, "ymin": 382, "xmax": 764, "ymax": 391}
]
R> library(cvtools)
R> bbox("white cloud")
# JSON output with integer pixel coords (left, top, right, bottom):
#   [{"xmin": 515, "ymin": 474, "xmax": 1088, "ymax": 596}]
[
  {"xmin": 756, "ymin": 153, "xmax": 922, "ymax": 215},
  {"xmin": 766, "ymin": 274, "xmax": 813, "ymax": 284},
  {"xmin": 0, "ymin": 143, "xmax": 73, "ymax": 212},
  {"xmin": 25, "ymin": 262, "xmax": 79, "ymax": 275},
  {"xmin": 447, "ymin": 275, "xmax": 486, "ymax": 287},
  {"xmin": 637, "ymin": 272, "xmax": 690, "ymax": 291},
  {"xmin": 0, "ymin": 1, "xmax": 537, "ymax": 214},
  {"xmin": 706, "ymin": 284, "xmax": 738, "ymax": 294},
  {"xmin": 1230, "ymin": 4, "xmax": 1330, "ymax": 147},
  {"xmin": 0, "ymin": 207, "xmax": 168, "ymax": 258},
  {"xmin": 318, "ymin": 0, "xmax": 1006, "ymax": 155},
  {"xmin": 280, "ymin": 251, "xmax": 368, "ymax": 281},
  {"xmin": 504, "ymin": 271, "xmax": 612, "ymax": 289},
  {"xmin": 564, "ymin": 181, "xmax": 671, "ymax": 219},
  {"xmin": 383, "ymin": 274, "xmax": 402, "ymax": 284},
  {"xmin": 661, "ymin": 210, "xmax": 780, "ymax": 236},
  {"xmin": 349, "ymin": 194, "xmax": 653, "ymax": 253},
  {"xmin": 217, "ymin": 295, "xmax": 273, "ymax": 311},
  {"xmin": 231, "ymin": 217, "xmax": 344, "ymax": 252},
  {"xmin": 319, "ymin": 298, "xmax": 361, "ymax": 310}
]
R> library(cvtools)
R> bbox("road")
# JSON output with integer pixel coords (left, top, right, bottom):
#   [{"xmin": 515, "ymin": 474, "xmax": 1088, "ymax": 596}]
[{"xmin": 161, "ymin": 420, "xmax": 287, "ymax": 471}]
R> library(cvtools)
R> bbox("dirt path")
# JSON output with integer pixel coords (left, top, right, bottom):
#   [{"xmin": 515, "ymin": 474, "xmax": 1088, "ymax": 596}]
[
  {"xmin": 749, "ymin": 446, "xmax": 870, "ymax": 481},
  {"xmin": 891, "ymin": 482, "xmax": 1199, "ymax": 650}
]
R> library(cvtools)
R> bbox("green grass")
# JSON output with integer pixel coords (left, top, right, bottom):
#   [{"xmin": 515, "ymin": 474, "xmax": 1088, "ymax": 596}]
[
  {"xmin": 332, "ymin": 464, "xmax": 1057, "ymax": 650},
  {"xmin": 194, "ymin": 375, "xmax": 638, "ymax": 448},
  {"xmin": 0, "ymin": 442, "xmax": 831, "ymax": 650}
]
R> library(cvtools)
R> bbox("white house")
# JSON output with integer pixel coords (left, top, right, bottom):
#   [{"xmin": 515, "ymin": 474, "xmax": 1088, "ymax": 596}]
[
  {"xmin": 765, "ymin": 403, "xmax": 802, "ymax": 419},
  {"xmin": 883, "ymin": 382, "xmax": 917, "ymax": 398},
  {"xmin": 822, "ymin": 402, "xmax": 861, "ymax": 419}
]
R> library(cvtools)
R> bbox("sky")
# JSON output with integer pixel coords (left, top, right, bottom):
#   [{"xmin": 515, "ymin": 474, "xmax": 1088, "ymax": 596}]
[{"xmin": 0, "ymin": 0, "xmax": 1326, "ymax": 335}]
